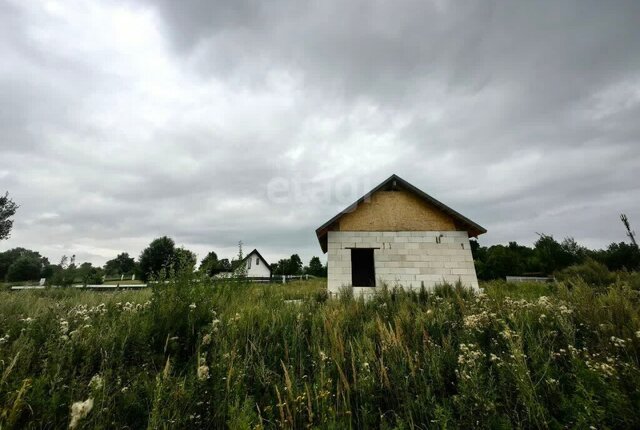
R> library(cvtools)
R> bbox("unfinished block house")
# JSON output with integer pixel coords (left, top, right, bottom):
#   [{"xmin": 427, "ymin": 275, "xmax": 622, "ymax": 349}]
[{"xmin": 316, "ymin": 174, "xmax": 486, "ymax": 296}]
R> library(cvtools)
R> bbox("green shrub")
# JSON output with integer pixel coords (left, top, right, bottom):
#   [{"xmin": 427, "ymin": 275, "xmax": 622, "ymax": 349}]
[{"xmin": 556, "ymin": 258, "xmax": 615, "ymax": 287}]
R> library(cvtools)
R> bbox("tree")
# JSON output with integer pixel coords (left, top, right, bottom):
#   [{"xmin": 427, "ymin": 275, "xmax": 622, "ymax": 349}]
[
  {"xmin": 218, "ymin": 258, "xmax": 232, "ymax": 272},
  {"xmin": 0, "ymin": 192, "xmax": 18, "ymax": 240},
  {"xmin": 77, "ymin": 262, "xmax": 104, "ymax": 285},
  {"xmin": 620, "ymin": 214, "xmax": 638, "ymax": 248},
  {"xmin": 306, "ymin": 256, "xmax": 326, "ymax": 277},
  {"xmin": 0, "ymin": 248, "xmax": 48, "ymax": 281},
  {"xmin": 139, "ymin": 236, "xmax": 176, "ymax": 282},
  {"xmin": 104, "ymin": 253, "xmax": 136, "ymax": 276},
  {"xmin": 173, "ymin": 247, "xmax": 197, "ymax": 275},
  {"xmin": 199, "ymin": 251, "xmax": 221, "ymax": 276},
  {"xmin": 272, "ymin": 258, "xmax": 289, "ymax": 276},
  {"xmin": 7, "ymin": 255, "xmax": 43, "ymax": 282},
  {"xmin": 603, "ymin": 242, "xmax": 640, "ymax": 271},
  {"xmin": 532, "ymin": 234, "xmax": 575, "ymax": 275},
  {"xmin": 50, "ymin": 255, "xmax": 77, "ymax": 287},
  {"xmin": 287, "ymin": 254, "xmax": 303, "ymax": 275}
]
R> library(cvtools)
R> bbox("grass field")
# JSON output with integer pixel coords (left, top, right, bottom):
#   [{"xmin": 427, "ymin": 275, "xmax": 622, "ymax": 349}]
[{"xmin": 0, "ymin": 276, "xmax": 639, "ymax": 429}]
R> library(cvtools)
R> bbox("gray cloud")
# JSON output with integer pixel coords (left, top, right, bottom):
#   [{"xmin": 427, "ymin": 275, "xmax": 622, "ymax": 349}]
[{"xmin": 1, "ymin": 0, "xmax": 639, "ymax": 267}]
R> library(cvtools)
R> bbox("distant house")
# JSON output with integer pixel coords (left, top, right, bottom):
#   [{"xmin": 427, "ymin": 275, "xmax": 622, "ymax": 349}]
[
  {"xmin": 316, "ymin": 174, "xmax": 486, "ymax": 296},
  {"xmin": 235, "ymin": 249, "xmax": 272, "ymax": 278}
]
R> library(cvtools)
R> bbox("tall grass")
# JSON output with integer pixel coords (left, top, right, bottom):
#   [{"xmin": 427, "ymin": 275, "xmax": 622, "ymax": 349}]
[{"xmin": 0, "ymin": 277, "xmax": 639, "ymax": 429}]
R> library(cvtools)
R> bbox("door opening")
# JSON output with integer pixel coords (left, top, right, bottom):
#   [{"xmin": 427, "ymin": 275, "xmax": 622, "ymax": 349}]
[{"xmin": 351, "ymin": 248, "xmax": 375, "ymax": 287}]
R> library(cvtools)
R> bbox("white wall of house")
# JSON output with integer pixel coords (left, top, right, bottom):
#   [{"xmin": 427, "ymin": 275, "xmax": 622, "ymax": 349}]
[
  {"xmin": 241, "ymin": 251, "xmax": 272, "ymax": 278},
  {"xmin": 327, "ymin": 230, "xmax": 478, "ymax": 296}
]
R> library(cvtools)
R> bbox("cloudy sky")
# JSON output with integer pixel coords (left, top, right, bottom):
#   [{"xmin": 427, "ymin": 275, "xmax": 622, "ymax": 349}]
[{"xmin": 1, "ymin": 0, "xmax": 639, "ymax": 267}]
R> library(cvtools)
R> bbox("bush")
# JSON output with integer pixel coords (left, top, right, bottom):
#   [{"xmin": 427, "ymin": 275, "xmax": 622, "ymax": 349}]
[{"xmin": 556, "ymin": 258, "xmax": 615, "ymax": 287}]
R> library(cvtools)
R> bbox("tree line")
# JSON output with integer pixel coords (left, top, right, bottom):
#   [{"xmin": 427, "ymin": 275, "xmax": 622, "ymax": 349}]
[
  {"xmin": 0, "ymin": 236, "xmax": 327, "ymax": 284},
  {"xmin": 1, "ymin": 190, "xmax": 637, "ymax": 284},
  {"xmin": 472, "ymin": 233, "xmax": 640, "ymax": 280}
]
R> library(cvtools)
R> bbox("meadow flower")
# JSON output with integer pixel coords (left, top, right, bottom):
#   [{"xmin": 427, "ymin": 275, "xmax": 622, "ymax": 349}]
[
  {"xmin": 202, "ymin": 333, "xmax": 212, "ymax": 346},
  {"xmin": 60, "ymin": 319, "xmax": 69, "ymax": 334},
  {"xmin": 635, "ymin": 330, "xmax": 640, "ymax": 339},
  {"xmin": 197, "ymin": 364, "xmax": 210, "ymax": 381},
  {"xmin": 463, "ymin": 311, "xmax": 491, "ymax": 331},
  {"xmin": 537, "ymin": 296, "xmax": 551, "ymax": 307},
  {"xmin": 89, "ymin": 374, "xmax": 103, "ymax": 391},
  {"xmin": 610, "ymin": 336, "xmax": 626, "ymax": 348},
  {"xmin": 69, "ymin": 398, "xmax": 94, "ymax": 429},
  {"xmin": 558, "ymin": 305, "xmax": 573, "ymax": 315},
  {"xmin": 189, "ymin": 303, "xmax": 197, "ymax": 310},
  {"xmin": 0, "ymin": 334, "xmax": 9, "ymax": 345}
]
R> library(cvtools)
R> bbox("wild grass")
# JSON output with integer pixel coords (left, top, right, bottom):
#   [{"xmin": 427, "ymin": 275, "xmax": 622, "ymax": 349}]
[{"xmin": 0, "ymin": 277, "xmax": 639, "ymax": 429}]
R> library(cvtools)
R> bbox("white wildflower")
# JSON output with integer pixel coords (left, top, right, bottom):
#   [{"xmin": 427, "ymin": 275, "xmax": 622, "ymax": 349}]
[
  {"xmin": 537, "ymin": 296, "xmax": 551, "ymax": 307},
  {"xmin": 197, "ymin": 364, "xmax": 209, "ymax": 381},
  {"xmin": 60, "ymin": 319, "xmax": 69, "ymax": 335},
  {"xmin": 558, "ymin": 305, "xmax": 573, "ymax": 315},
  {"xmin": 69, "ymin": 398, "xmax": 94, "ymax": 429},
  {"xmin": 89, "ymin": 374, "xmax": 103, "ymax": 391},
  {"xmin": 463, "ymin": 311, "xmax": 491, "ymax": 331},
  {"xmin": 610, "ymin": 336, "xmax": 626, "ymax": 348},
  {"xmin": 202, "ymin": 334, "xmax": 212, "ymax": 346},
  {"xmin": 189, "ymin": 303, "xmax": 197, "ymax": 310}
]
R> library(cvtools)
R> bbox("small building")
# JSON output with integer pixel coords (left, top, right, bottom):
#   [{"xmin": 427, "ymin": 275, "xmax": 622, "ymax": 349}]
[
  {"xmin": 316, "ymin": 174, "xmax": 486, "ymax": 296},
  {"xmin": 235, "ymin": 249, "xmax": 272, "ymax": 278}
]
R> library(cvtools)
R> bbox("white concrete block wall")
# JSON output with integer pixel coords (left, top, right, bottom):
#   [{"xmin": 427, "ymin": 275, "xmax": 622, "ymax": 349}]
[{"xmin": 327, "ymin": 231, "xmax": 479, "ymax": 296}]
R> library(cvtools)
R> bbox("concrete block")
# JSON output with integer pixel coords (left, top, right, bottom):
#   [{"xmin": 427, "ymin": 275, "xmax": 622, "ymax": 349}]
[{"xmin": 455, "ymin": 268, "xmax": 474, "ymax": 275}]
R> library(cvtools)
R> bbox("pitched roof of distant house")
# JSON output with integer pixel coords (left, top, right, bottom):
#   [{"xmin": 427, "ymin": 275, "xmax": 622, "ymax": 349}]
[
  {"xmin": 316, "ymin": 174, "xmax": 487, "ymax": 252},
  {"xmin": 238, "ymin": 249, "xmax": 272, "ymax": 273}
]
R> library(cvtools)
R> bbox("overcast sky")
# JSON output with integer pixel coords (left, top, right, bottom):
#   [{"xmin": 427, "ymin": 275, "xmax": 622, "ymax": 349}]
[{"xmin": 1, "ymin": 0, "xmax": 639, "ymax": 267}]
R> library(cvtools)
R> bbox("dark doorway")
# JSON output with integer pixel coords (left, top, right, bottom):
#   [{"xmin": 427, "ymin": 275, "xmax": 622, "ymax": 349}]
[{"xmin": 351, "ymin": 248, "xmax": 375, "ymax": 287}]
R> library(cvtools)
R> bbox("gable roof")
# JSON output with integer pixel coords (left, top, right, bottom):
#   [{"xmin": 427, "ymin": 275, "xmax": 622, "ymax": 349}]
[
  {"xmin": 239, "ymin": 249, "xmax": 272, "ymax": 273},
  {"xmin": 315, "ymin": 174, "xmax": 487, "ymax": 253}
]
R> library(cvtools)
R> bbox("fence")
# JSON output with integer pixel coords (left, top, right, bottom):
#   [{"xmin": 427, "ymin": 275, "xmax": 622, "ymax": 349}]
[
  {"xmin": 506, "ymin": 276, "xmax": 555, "ymax": 283},
  {"xmin": 10, "ymin": 275, "xmax": 319, "ymax": 291}
]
